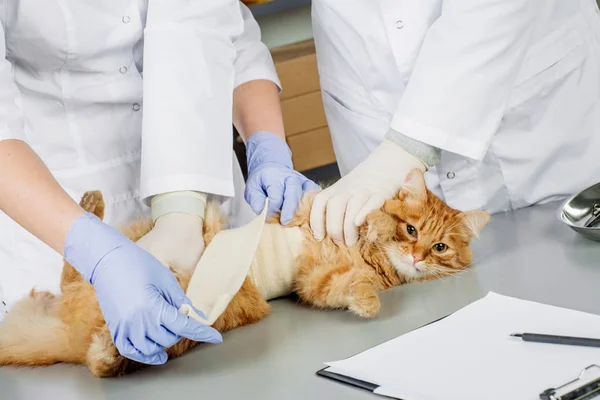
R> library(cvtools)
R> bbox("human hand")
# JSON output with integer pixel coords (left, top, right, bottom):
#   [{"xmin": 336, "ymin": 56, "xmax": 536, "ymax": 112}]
[
  {"xmin": 309, "ymin": 140, "xmax": 427, "ymax": 246},
  {"xmin": 137, "ymin": 191, "xmax": 206, "ymax": 272},
  {"xmin": 64, "ymin": 212, "xmax": 222, "ymax": 365},
  {"xmin": 245, "ymin": 131, "xmax": 320, "ymax": 224}
]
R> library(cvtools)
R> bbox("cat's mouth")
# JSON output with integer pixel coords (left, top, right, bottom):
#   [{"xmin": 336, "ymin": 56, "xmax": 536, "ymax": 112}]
[{"xmin": 385, "ymin": 249, "xmax": 425, "ymax": 279}]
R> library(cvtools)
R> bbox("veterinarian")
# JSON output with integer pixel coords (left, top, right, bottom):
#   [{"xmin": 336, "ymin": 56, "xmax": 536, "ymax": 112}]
[
  {"xmin": 0, "ymin": 1, "xmax": 316, "ymax": 365},
  {"xmin": 309, "ymin": 0, "xmax": 600, "ymax": 246}
]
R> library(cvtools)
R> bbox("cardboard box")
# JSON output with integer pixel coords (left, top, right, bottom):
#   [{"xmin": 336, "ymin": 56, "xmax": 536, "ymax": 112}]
[
  {"xmin": 271, "ymin": 39, "xmax": 337, "ymax": 172},
  {"xmin": 287, "ymin": 126, "xmax": 337, "ymax": 172},
  {"xmin": 271, "ymin": 40, "xmax": 321, "ymax": 101},
  {"xmin": 280, "ymin": 91, "xmax": 328, "ymax": 136}
]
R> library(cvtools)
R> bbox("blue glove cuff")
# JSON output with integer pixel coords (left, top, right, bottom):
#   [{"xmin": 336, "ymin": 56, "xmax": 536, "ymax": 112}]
[
  {"xmin": 64, "ymin": 212, "xmax": 129, "ymax": 283},
  {"xmin": 245, "ymin": 131, "xmax": 293, "ymax": 171}
]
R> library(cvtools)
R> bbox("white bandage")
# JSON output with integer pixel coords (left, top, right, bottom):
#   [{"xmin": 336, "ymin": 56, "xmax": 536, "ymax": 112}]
[
  {"xmin": 179, "ymin": 199, "xmax": 269, "ymax": 325},
  {"xmin": 180, "ymin": 198, "xmax": 306, "ymax": 326},
  {"xmin": 247, "ymin": 224, "xmax": 304, "ymax": 300},
  {"xmin": 151, "ymin": 191, "xmax": 207, "ymax": 223}
]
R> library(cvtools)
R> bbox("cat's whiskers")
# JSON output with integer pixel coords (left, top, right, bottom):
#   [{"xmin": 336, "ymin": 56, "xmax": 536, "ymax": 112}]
[
  {"xmin": 380, "ymin": 244, "xmax": 411, "ymax": 262},
  {"xmin": 428, "ymin": 245, "xmax": 496, "ymax": 282},
  {"xmin": 459, "ymin": 247, "xmax": 495, "ymax": 272},
  {"xmin": 371, "ymin": 240, "xmax": 399, "ymax": 258},
  {"xmin": 424, "ymin": 264, "xmax": 456, "ymax": 278}
]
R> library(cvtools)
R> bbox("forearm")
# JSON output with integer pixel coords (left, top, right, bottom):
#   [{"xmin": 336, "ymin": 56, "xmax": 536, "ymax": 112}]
[
  {"xmin": 233, "ymin": 79, "xmax": 285, "ymax": 143},
  {"xmin": 0, "ymin": 140, "xmax": 83, "ymax": 255}
]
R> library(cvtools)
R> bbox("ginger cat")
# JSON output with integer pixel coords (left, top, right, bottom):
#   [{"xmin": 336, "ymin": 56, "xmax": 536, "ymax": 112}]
[{"xmin": 0, "ymin": 169, "xmax": 489, "ymax": 377}]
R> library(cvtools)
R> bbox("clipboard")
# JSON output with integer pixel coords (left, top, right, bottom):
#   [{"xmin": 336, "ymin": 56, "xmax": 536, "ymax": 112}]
[
  {"xmin": 316, "ymin": 367, "xmax": 380, "ymax": 393},
  {"xmin": 315, "ymin": 315, "xmax": 448, "ymax": 398},
  {"xmin": 315, "ymin": 295, "xmax": 600, "ymax": 400},
  {"xmin": 317, "ymin": 363, "xmax": 600, "ymax": 400},
  {"xmin": 539, "ymin": 364, "xmax": 600, "ymax": 400}
]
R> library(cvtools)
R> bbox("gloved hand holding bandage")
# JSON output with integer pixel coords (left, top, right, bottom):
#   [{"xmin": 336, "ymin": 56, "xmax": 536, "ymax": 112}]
[
  {"xmin": 309, "ymin": 132, "xmax": 441, "ymax": 247},
  {"xmin": 64, "ymin": 212, "xmax": 222, "ymax": 366}
]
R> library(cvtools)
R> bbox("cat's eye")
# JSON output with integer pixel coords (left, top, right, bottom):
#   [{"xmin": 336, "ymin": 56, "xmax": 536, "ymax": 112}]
[
  {"xmin": 406, "ymin": 224, "xmax": 417, "ymax": 237},
  {"xmin": 433, "ymin": 243, "xmax": 447, "ymax": 253}
]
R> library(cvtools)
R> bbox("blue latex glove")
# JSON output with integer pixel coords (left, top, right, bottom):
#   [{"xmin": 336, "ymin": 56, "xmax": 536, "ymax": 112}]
[
  {"xmin": 245, "ymin": 131, "xmax": 320, "ymax": 224},
  {"xmin": 64, "ymin": 212, "xmax": 222, "ymax": 365}
]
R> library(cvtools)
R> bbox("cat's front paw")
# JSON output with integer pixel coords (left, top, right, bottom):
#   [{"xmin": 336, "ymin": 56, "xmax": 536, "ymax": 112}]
[{"xmin": 348, "ymin": 289, "xmax": 380, "ymax": 318}]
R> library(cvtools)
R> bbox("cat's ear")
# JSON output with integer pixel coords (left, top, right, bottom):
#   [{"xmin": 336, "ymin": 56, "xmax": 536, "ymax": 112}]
[
  {"xmin": 361, "ymin": 210, "xmax": 397, "ymax": 243},
  {"xmin": 458, "ymin": 211, "xmax": 490, "ymax": 238},
  {"xmin": 399, "ymin": 168, "xmax": 427, "ymax": 202}
]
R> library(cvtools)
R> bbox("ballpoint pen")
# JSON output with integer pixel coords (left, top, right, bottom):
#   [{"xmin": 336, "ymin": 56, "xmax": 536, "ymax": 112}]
[{"xmin": 511, "ymin": 332, "xmax": 600, "ymax": 348}]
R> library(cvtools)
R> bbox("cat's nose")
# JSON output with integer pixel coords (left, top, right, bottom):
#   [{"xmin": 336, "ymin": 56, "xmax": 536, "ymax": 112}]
[{"xmin": 412, "ymin": 254, "xmax": 423, "ymax": 264}]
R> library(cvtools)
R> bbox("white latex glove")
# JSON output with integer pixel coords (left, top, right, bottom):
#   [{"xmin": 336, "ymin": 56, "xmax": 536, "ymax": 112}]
[
  {"xmin": 309, "ymin": 140, "xmax": 427, "ymax": 246},
  {"xmin": 137, "ymin": 191, "xmax": 207, "ymax": 272}
]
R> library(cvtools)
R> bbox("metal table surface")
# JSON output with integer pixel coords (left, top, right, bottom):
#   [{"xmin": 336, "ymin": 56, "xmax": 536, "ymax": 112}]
[{"xmin": 1, "ymin": 201, "xmax": 600, "ymax": 400}]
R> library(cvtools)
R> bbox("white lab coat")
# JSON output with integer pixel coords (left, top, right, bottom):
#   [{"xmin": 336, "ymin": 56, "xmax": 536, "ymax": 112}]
[
  {"xmin": 0, "ymin": 1, "xmax": 279, "ymax": 313},
  {"xmin": 312, "ymin": 0, "xmax": 600, "ymax": 213}
]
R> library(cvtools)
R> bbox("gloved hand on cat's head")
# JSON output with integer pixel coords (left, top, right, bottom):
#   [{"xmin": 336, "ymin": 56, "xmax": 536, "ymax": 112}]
[
  {"xmin": 64, "ymin": 209, "xmax": 222, "ymax": 366},
  {"xmin": 309, "ymin": 138, "xmax": 431, "ymax": 247},
  {"xmin": 245, "ymin": 131, "xmax": 320, "ymax": 225}
]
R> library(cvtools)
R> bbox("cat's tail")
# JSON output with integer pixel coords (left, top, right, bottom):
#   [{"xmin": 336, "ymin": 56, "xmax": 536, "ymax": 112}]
[{"xmin": 0, "ymin": 290, "xmax": 79, "ymax": 367}]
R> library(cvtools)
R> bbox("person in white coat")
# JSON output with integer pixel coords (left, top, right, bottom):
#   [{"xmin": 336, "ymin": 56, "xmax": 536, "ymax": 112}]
[
  {"xmin": 308, "ymin": 0, "xmax": 600, "ymax": 247},
  {"xmin": 0, "ymin": 1, "xmax": 316, "ymax": 365}
]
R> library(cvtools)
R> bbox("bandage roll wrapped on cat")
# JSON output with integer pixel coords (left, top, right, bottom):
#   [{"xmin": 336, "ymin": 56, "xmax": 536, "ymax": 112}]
[{"xmin": 0, "ymin": 169, "xmax": 489, "ymax": 377}]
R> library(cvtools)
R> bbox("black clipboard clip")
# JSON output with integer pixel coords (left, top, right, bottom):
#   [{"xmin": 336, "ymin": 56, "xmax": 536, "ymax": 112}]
[{"xmin": 540, "ymin": 364, "xmax": 600, "ymax": 400}]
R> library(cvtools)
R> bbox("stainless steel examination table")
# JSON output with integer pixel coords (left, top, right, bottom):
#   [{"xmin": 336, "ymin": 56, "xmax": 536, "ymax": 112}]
[{"xmin": 1, "ymin": 201, "xmax": 600, "ymax": 400}]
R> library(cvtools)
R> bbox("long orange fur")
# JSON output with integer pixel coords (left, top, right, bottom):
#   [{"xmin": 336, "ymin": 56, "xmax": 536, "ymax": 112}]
[{"xmin": 0, "ymin": 169, "xmax": 489, "ymax": 377}]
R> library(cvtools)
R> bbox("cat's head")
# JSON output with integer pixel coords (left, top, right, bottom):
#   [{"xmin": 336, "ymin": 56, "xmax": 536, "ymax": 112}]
[{"xmin": 360, "ymin": 169, "xmax": 489, "ymax": 281}]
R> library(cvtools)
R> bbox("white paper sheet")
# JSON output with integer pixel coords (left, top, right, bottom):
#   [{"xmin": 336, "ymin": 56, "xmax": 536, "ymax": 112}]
[{"xmin": 324, "ymin": 292, "xmax": 600, "ymax": 400}]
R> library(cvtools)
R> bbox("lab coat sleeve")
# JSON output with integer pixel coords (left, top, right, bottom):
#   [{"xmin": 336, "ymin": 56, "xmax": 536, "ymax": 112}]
[
  {"xmin": 0, "ymin": 24, "xmax": 26, "ymax": 142},
  {"xmin": 390, "ymin": 0, "xmax": 539, "ymax": 161},
  {"xmin": 233, "ymin": 3, "xmax": 281, "ymax": 90},
  {"xmin": 140, "ymin": 0, "xmax": 244, "ymax": 201}
]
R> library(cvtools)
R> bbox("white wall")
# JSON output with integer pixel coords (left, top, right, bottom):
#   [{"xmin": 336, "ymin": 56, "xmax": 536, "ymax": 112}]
[
  {"xmin": 256, "ymin": 2, "xmax": 600, "ymax": 49},
  {"xmin": 255, "ymin": 5, "xmax": 313, "ymax": 49}
]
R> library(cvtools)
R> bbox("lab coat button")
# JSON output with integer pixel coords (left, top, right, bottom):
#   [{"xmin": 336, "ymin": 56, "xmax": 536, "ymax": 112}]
[
  {"xmin": 447, "ymin": 171, "xmax": 455, "ymax": 179},
  {"xmin": 396, "ymin": 20, "xmax": 404, "ymax": 29},
  {"xmin": 132, "ymin": 103, "xmax": 141, "ymax": 111},
  {"xmin": 119, "ymin": 66, "xmax": 128, "ymax": 74},
  {"xmin": 122, "ymin": 16, "xmax": 131, "ymax": 24}
]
